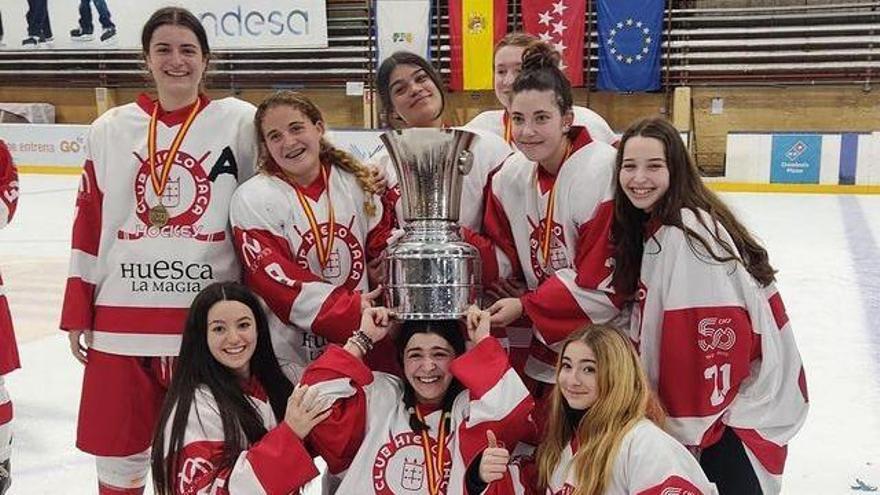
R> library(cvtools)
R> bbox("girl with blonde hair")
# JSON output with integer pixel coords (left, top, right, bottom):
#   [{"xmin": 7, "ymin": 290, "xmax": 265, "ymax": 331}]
[{"xmin": 471, "ymin": 324, "xmax": 717, "ymax": 495}]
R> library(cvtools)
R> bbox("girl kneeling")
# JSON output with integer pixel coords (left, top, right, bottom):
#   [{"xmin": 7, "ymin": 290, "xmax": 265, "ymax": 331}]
[
  {"xmin": 302, "ymin": 307, "xmax": 534, "ymax": 494},
  {"xmin": 151, "ymin": 282, "xmax": 329, "ymax": 494},
  {"xmin": 473, "ymin": 325, "xmax": 717, "ymax": 495}
]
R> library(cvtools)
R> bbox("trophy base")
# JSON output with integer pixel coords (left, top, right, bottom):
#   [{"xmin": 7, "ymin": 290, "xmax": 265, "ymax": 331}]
[{"xmin": 385, "ymin": 225, "xmax": 481, "ymax": 320}]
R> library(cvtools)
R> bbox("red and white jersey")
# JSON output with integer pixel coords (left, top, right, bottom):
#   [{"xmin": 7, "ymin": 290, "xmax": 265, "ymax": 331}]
[
  {"xmin": 161, "ymin": 379, "xmax": 318, "ymax": 495},
  {"xmin": 632, "ymin": 208, "xmax": 809, "ymax": 494},
  {"xmin": 60, "ymin": 94, "xmax": 258, "ymax": 356},
  {"xmin": 478, "ymin": 127, "xmax": 623, "ymax": 383},
  {"xmin": 0, "ymin": 140, "xmax": 21, "ymax": 375},
  {"xmin": 301, "ymin": 337, "xmax": 535, "ymax": 495},
  {"xmin": 372, "ymin": 127, "xmax": 513, "ymax": 231},
  {"xmin": 465, "ymin": 107, "xmax": 618, "ymax": 148},
  {"xmin": 489, "ymin": 419, "xmax": 718, "ymax": 495},
  {"xmin": 230, "ymin": 170, "xmax": 395, "ymax": 377}
]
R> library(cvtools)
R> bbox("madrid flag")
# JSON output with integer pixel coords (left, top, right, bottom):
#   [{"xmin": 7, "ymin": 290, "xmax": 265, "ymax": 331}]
[
  {"xmin": 522, "ymin": 0, "xmax": 586, "ymax": 86},
  {"xmin": 449, "ymin": 0, "xmax": 508, "ymax": 90}
]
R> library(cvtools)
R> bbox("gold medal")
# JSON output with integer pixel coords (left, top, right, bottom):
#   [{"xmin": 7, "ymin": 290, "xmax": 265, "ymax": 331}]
[
  {"xmin": 149, "ymin": 205, "xmax": 169, "ymax": 227},
  {"xmin": 146, "ymin": 98, "xmax": 202, "ymax": 228}
]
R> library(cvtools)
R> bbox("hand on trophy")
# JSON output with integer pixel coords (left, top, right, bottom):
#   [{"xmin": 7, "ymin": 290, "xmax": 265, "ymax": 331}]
[
  {"xmin": 345, "ymin": 306, "xmax": 395, "ymax": 359},
  {"xmin": 488, "ymin": 297, "xmax": 524, "ymax": 327},
  {"xmin": 360, "ymin": 306, "xmax": 394, "ymax": 343},
  {"xmin": 360, "ymin": 286, "xmax": 384, "ymax": 310},
  {"xmin": 465, "ymin": 305, "xmax": 491, "ymax": 344},
  {"xmin": 485, "ymin": 277, "xmax": 527, "ymax": 302}
]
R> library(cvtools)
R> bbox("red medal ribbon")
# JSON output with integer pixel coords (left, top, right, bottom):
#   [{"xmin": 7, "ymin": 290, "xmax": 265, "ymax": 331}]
[
  {"xmin": 502, "ymin": 112, "xmax": 513, "ymax": 145},
  {"xmin": 538, "ymin": 141, "xmax": 573, "ymax": 268},
  {"xmin": 292, "ymin": 165, "xmax": 336, "ymax": 270},
  {"xmin": 416, "ymin": 409, "xmax": 448, "ymax": 495},
  {"xmin": 147, "ymin": 99, "xmax": 202, "ymax": 200}
]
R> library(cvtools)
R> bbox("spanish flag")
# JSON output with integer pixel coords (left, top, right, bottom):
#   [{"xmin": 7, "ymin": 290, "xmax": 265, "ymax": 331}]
[{"xmin": 449, "ymin": 0, "xmax": 508, "ymax": 90}]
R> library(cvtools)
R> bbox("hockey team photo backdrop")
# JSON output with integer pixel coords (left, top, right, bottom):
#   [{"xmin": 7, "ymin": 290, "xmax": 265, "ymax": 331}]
[{"xmin": 0, "ymin": 0, "xmax": 328, "ymax": 50}]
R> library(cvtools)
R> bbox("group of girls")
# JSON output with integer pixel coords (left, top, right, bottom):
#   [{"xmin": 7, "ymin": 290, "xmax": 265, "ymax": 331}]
[{"xmin": 50, "ymin": 4, "xmax": 808, "ymax": 495}]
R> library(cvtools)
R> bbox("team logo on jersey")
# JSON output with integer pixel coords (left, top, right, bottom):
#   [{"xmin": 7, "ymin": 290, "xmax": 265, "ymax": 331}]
[
  {"xmin": 527, "ymin": 216, "xmax": 569, "ymax": 280},
  {"xmin": 1, "ymin": 179, "xmax": 18, "ymax": 205},
  {"xmin": 372, "ymin": 431, "xmax": 452, "ymax": 495},
  {"xmin": 656, "ymin": 477, "xmax": 703, "ymax": 494},
  {"xmin": 697, "ymin": 317, "xmax": 736, "ymax": 352},
  {"xmin": 118, "ymin": 149, "xmax": 225, "ymax": 242},
  {"xmin": 177, "ymin": 456, "xmax": 215, "ymax": 494},
  {"xmin": 294, "ymin": 216, "xmax": 365, "ymax": 289}
]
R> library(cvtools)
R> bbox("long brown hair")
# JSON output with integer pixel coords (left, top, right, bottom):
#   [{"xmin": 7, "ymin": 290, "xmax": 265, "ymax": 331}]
[
  {"xmin": 535, "ymin": 325, "xmax": 662, "ymax": 495},
  {"xmin": 151, "ymin": 283, "xmax": 293, "ymax": 495},
  {"xmin": 610, "ymin": 117, "xmax": 776, "ymax": 296},
  {"xmin": 254, "ymin": 91, "xmax": 378, "ymax": 216}
]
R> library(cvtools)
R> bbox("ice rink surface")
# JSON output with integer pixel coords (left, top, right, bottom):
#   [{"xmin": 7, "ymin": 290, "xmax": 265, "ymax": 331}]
[{"xmin": 1, "ymin": 174, "xmax": 878, "ymax": 494}]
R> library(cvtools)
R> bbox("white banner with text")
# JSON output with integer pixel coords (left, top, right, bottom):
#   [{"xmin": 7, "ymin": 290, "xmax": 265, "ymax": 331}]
[{"xmin": 0, "ymin": 0, "xmax": 327, "ymax": 51}]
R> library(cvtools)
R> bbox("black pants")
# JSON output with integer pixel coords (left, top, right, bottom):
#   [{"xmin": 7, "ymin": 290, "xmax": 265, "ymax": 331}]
[
  {"xmin": 26, "ymin": 0, "xmax": 52, "ymax": 39},
  {"xmin": 700, "ymin": 427, "xmax": 763, "ymax": 495},
  {"xmin": 78, "ymin": 0, "xmax": 114, "ymax": 32}
]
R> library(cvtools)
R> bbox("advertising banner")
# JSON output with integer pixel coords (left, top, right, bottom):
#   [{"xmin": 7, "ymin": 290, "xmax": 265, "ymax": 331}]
[
  {"xmin": 770, "ymin": 134, "xmax": 821, "ymax": 184},
  {"xmin": 0, "ymin": 124, "xmax": 89, "ymax": 173},
  {"xmin": 0, "ymin": 124, "xmax": 384, "ymax": 174},
  {"xmin": 0, "ymin": 0, "xmax": 328, "ymax": 51}
]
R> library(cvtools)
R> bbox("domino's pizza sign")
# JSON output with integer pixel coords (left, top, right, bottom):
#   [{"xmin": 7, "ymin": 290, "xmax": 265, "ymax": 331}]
[{"xmin": 770, "ymin": 134, "xmax": 821, "ymax": 183}]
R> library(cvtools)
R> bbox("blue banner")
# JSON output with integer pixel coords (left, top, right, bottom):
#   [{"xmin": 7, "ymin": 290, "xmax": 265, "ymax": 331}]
[
  {"xmin": 597, "ymin": 0, "xmax": 663, "ymax": 92},
  {"xmin": 770, "ymin": 134, "xmax": 822, "ymax": 184}
]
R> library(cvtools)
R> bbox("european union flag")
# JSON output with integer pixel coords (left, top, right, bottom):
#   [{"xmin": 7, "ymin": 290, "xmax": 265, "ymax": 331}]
[{"xmin": 597, "ymin": 0, "xmax": 663, "ymax": 92}]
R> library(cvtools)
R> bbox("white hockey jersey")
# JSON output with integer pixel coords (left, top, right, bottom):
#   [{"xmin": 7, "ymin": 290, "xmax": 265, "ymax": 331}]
[
  {"xmin": 301, "ymin": 337, "xmax": 535, "ymax": 495},
  {"xmin": 465, "ymin": 107, "xmax": 618, "ymax": 148},
  {"xmin": 60, "ymin": 94, "xmax": 258, "ymax": 356},
  {"xmin": 0, "ymin": 140, "xmax": 20, "ymax": 375},
  {"xmin": 371, "ymin": 126, "xmax": 513, "ymax": 232},
  {"xmin": 476, "ymin": 127, "xmax": 623, "ymax": 383},
  {"xmin": 630, "ymin": 208, "xmax": 808, "ymax": 494},
  {"xmin": 487, "ymin": 419, "xmax": 718, "ymax": 495},
  {"xmin": 230, "ymin": 170, "xmax": 396, "ymax": 378},
  {"xmin": 161, "ymin": 379, "xmax": 318, "ymax": 494}
]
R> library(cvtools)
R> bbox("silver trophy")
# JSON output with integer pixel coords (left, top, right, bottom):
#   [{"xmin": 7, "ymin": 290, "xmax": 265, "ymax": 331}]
[{"xmin": 382, "ymin": 128, "xmax": 481, "ymax": 320}]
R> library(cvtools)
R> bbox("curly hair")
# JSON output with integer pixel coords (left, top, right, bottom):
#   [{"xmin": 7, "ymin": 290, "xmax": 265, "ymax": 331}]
[{"xmin": 254, "ymin": 90, "xmax": 378, "ymax": 216}]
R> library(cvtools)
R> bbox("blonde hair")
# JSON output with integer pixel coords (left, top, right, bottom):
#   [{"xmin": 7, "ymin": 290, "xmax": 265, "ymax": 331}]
[
  {"xmin": 535, "ymin": 325, "xmax": 664, "ymax": 495},
  {"xmin": 254, "ymin": 90, "xmax": 378, "ymax": 216}
]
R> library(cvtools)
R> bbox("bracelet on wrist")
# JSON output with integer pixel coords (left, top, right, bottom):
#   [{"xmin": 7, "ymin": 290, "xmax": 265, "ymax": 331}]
[
  {"xmin": 351, "ymin": 329, "xmax": 375, "ymax": 352},
  {"xmin": 347, "ymin": 336, "xmax": 369, "ymax": 355}
]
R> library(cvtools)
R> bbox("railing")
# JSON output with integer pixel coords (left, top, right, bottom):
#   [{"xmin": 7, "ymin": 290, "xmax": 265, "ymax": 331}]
[{"xmin": 0, "ymin": 0, "xmax": 876, "ymax": 89}]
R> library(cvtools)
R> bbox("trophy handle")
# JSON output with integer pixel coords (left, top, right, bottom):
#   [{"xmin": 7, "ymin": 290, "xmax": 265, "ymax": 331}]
[{"xmin": 457, "ymin": 149, "xmax": 474, "ymax": 175}]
